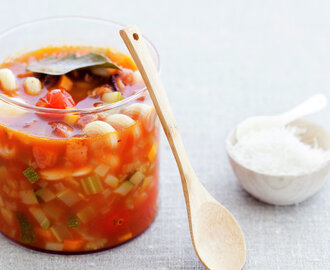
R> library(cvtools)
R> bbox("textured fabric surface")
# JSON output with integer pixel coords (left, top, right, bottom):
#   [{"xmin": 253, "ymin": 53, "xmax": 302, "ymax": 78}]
[{"xmin": 0, "ymin": 1, "xmax": 330, "ymax": 269}]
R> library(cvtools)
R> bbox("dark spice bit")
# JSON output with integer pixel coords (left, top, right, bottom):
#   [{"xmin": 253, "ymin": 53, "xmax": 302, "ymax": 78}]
[
  {"xmin": 43, "ymin": 74, "xmax": 59, "ymax": 89},
  {"xmin": 110, "ymin": 75, "xmax": 120, "ymax": 92}
]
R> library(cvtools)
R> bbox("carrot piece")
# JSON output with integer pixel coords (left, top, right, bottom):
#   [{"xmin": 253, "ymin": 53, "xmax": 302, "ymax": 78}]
[
  {"xmin": 36, "ymin": 228, "xmax": 54, "ymax": 241},
  {"xmin": 58, "ymin": 75, "xmax": 73, "ymax": 91},
  {"xmin": 63, "ymin": 239, "xmax": 85, "ymax": 251},
  {"xmin": 17, "ymin": 72, "xmax": 35, "ymax": 78}
]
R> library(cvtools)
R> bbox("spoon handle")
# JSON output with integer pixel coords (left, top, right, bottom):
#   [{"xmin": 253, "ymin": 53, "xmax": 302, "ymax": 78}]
[
  {"xmin": 279, "ymin": 94, "xmax": 327, "ymax": 124},
  {"xmin": 120, "ymin": 26, "xmax": 195, "ymax": 189}
]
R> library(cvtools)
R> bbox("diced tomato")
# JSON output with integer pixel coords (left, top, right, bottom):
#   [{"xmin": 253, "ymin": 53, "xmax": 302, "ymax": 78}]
[
  {"xmin": 36, "ymin": 89, "xmax": 75, "ymax": 109},
  {"xmin": 65, "ymin": 140, "xmax": 88, "ymax": 166},
  {"xmin": 32, "ymin": 145, "xmax": 58, "ymax": 169}
]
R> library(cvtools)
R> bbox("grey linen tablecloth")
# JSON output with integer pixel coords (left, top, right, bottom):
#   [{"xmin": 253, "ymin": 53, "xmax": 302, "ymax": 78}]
[{"xmin": 0, "ymin": 0, "xmax": 329, "ymax": 269}]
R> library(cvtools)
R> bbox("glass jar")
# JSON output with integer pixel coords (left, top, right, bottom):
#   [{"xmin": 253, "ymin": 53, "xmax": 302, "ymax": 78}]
[{"xmin": 0, "ymin": 17, "xmax": 160, "ymax": 253}]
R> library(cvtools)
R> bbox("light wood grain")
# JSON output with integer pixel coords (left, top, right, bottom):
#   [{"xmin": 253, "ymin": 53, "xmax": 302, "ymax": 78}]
[{"xmin": 120, "ymin": 25, "xmax": 246, "ymax": 270}]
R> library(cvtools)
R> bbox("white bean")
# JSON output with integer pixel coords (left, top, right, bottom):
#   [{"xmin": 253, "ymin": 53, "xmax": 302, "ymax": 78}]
[
  {"xmin": 133, "ymin": 71, "xmax": 144, "ymax": 85},
  {"xmin": 105, "ymin": 114, "xmax": 135, "ymax": 130},
  {"xmin": 23, "ymin": 77, "xmax": 42, "ymax": 95},
  {"xmin": 0, "ymin": 68, "xmax": 17, "ymax": 92},
  {"xmin": 83, "ymin": 120, "xmax": 115, "ymax": 137},
  {"xmin": 101, "ymin": 92, "xmax": 124, "ymax": 103},
  {"xmin": 122, "ymin": 103, "xmax": 153, "ymax": 118}
]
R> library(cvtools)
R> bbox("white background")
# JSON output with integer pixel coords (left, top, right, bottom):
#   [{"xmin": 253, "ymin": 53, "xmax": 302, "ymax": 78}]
[{"xmin": 0, "ymin": 0, "xmax": 329, "ymax": 269}]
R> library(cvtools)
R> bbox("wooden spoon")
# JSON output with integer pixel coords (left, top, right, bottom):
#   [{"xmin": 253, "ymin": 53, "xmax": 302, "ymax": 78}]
[{"xmin": 120, "ymin": 26, "xmax": 246, "ymax": 270}]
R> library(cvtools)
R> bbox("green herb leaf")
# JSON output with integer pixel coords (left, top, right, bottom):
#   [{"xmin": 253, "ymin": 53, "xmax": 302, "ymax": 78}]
[
  {"xmin": 16, "ymin": 213, "xmax": 35, "ymax": 243},
  {"xmin": 27, "ymin": 53, "xmax": 121, "ymax": 75},
  {"xmin": 67, "ymin": 215, "xmax": 80, "ymax": 228},
  {"xmin": 23, "ymin": 167, "xmax": 40, "ymax": 184}
]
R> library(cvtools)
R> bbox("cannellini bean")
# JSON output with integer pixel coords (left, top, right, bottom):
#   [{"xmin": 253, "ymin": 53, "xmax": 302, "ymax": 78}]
[
  {"xmin": 122, "ymin": 103, "xmax": 153, "ymax": 119},
  {"xmin": 0, "ymin": 68, "xmax": 17, "ymax": 92},
  {"xmin": 23, "ymin": 77, "xmax": 42, "ymax": 95},
  {"xmin": 39, "ymin": 168, "xmax": 71, "ymax": 181},
  {"xmin": 101, "ymin": 92, "xmax": 124, "ymax": 103},
  {"xmin": 83, "ymin": 121, "xmax": 115, "ymax": 137},
  {"xmin": 105, "ymin": 114, "xmax": 135, "ymax": 130},
  {"xmin": 72, "ymin": 165, "xmax": 94, "ymax": 177}
]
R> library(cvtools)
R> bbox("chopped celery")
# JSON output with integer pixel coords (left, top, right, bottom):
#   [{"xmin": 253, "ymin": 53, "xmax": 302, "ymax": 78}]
[
  {"xmin": 84, "ymin": 238, "xmax": 107, "ymax": 251},
  {"xmin": 67, "ymin": 215, "xmax": 80, "ymax": 228},
  {"xmin": 1, "ymin": 208, "xmax": 14, "ymax": 225},
  {"xmin": 43, "ymin": 204, "xmax": 63, "ymax": 220},
  {"xmin": 114, "ymin": 181, "xmax": 134, "ymax": 196},
  {"xmin": 19, "ymin": 190, "xmax": 38, "ymax": 205},
  {"xmin": 94, "ymin": 164, "xmax": 110, "ymax": 177},
  {"xmin": 142, "ymin": 176, "xmax": 153, "ymax": 189},
  {"xmin": 56, "ymin": 189, "xmax": 80, "ymax": 207},
  {"xmin": 77, "ymin": 206, "xmax": 95, "ymax": 224},
  {"xmin": 129, "ymin": 171, "xmax": 145, "ymax": 186},
  {"xmin": 45, "ymin": 242, "xmax": 63, "ymax": 251},
  {"xmin": 0, "ymin": 166, "xmax": 8, "ymax": 177},
  {"xmin": 80, "ymin": 175, "xmax": 103, "ymax": 195},
  {"xmin": 50, "ymin": 224, "xmax": 72, "ymax": 242},
  {"xmin": 16, "ymin": 213, "xmax": 35, "ymax": 243},
  {"xmin": 29, "ymin": 207, "xmax": 51, "ymax": 230},
  {"xmin": 35, "ymin": 188, "xmax": 56, "ymax": 202},
  {"xmin": 104, "ymin": 175, "xmax": 119, "ymax": 188},
  {"xmin": 23, "ymin": 167, "xmax": 39, "ymax": 184}
]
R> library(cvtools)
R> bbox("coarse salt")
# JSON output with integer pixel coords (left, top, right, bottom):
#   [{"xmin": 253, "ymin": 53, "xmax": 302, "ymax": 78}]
[{"xmin": 229, "ymin": 126, "xmax": 330, "ymax": 175}]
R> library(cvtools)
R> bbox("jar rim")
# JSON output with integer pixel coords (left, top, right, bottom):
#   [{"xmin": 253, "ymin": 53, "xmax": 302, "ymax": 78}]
[{"xmin": 0, "ymin": 16, "xmax": 160, "ymax": 114}]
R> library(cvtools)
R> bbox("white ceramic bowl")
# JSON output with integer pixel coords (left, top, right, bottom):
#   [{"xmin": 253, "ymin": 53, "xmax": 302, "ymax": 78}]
[{"xmin": 226, "ymin": 119, "xmax": 330, "ymax": 205}]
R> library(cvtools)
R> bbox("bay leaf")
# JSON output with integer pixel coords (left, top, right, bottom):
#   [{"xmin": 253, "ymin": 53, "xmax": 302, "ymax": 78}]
[{"xmin": 27, "ymin": 52, "xmax": 121, "ymax": 75}]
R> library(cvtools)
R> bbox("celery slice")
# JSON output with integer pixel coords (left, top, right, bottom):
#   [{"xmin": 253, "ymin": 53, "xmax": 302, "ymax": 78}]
[
  {"xmin": 114, "ymin": 181, "xmax": 134, "ymax": 196},
  {"xmin": 16, "ymin": 213, "xmax": 35, "ymax": 243},
  {"xmin": 50, "ymin": 224, "xmax": 72, "ymax": 242},
  {"xmin": 45, "ymin": 242, "xmax": 63, "ymax": 251},
  {"xmin": 56, "ymin": 189, "xmax": 80, "ymax": 207},
  {"xmin": 0, "ymin": 166, "xmax": 8, "ymax": 177},
  {"xmin": 77, "ymin": 206, "xmax": 95, "ymax": 224},
  {"xmin": 104, "ymin": 175, "xmax": 119, "ymax": 188},
  {"xmin": 35, "ymin": 188, "xmax": 56, "ymax": 202},
  {"xmin": 94, "ymin": 164, "xmax": 110, "ymax": 177},
  {"xmin": 23, "ymin": 167, "xmax": 39, "ymax": 184},
  {"xmin": 29, "ymin": 207, "xmax": 51, "ymax": 230},
  {"xmin": 129, "ymin": 171, "xmax": 145, "ymax": 186},
  {"xmin": 19, "ymin": 190, "xmax": 38, "ymax": 205},
  {"xmin": 80, "ymin": 175, "xmax": 103, "ymax": 195},
  {"xmin": 67, "ymin": 215, "xmax": 80, "ymax": 228}
]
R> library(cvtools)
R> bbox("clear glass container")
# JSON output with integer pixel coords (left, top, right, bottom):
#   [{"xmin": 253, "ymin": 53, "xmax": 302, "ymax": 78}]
[{"xmin": 0, "ymin": 17, "xmax": 160, "ymax": 253}]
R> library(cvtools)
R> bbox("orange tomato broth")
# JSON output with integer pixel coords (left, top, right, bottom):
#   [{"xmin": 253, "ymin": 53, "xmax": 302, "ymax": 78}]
[{"xmin": 0, "ymin": 46, "xmax": 159, "ymax": 252}]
